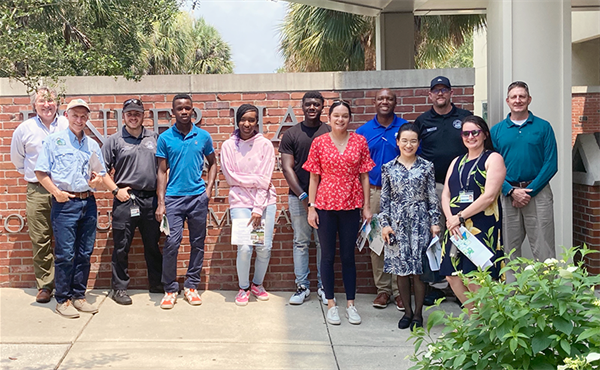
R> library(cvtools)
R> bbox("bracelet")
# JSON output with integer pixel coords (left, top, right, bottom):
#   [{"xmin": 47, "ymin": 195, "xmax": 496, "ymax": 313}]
[{"xmin": 298, "ymin": 192, "xmax": 308, "ymax": 201}]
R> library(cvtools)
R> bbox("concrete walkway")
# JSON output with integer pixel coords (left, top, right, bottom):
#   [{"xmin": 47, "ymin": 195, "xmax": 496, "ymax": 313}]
[{"xmin": 0, "ymin": 288, "xmax": 461, "ymax": 370}]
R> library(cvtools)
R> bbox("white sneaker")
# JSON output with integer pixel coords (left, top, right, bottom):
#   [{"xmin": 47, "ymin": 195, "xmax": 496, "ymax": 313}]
[
  {"xmin": 289, "ymin": 285, "xmax": 310, "ymax": 305},
  {"xmin": 346, "ymin": 305, "xmax": 362, "ymax": 325},
  {"xmin": 318, "ymin": 287, "xmax": 335, "ymax": 305},
  {"xmin": 326, "ymin": 306, "xmax": 341, "ymax": 325}
]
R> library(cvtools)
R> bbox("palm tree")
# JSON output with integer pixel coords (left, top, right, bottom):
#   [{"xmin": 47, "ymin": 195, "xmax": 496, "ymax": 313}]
[
  {"xmin": 278, "ymin": 4, "xmax": 486, "ymax": 72},
  {"xmin": 142, "ymin": 12, "xmax": 233, "ymax": 75}
]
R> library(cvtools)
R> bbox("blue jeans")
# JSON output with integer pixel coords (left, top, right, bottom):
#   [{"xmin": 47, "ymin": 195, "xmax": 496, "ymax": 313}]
[
  {"xmin": 162, "ymin": 193, "xmax": 208, "ymax": 293},
  {"xmin": 230, "ymin": 204, "xmax": 276, "ymax": 289},
  {"xmin": 288, "ymin": 194, "xmax": 322, "ymax": 289},
  {"xmin": 51, "ymin": 197, "xmax": 97, "ymax": 304}
]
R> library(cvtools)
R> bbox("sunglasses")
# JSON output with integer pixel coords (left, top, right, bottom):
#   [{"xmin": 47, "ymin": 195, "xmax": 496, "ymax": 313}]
[
  {"xmin": 124, "ymin": 98, "xmax": 141, "ymax": 106},
  {"xmin": 431, "ymin": 87, "xmax": 450, "ymax": 95},
  {"xmin": 461, "ymin": 129, "xmax": 482, "ymax": 138}
]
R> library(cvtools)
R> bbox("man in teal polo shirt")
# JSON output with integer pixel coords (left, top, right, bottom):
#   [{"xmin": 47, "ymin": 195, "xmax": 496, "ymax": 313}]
[
  {"xmin": 491, "ymin": 81, "xmax": 558, "ymax": 261},
  {"xmin": 155, "ymin": 94, "xmax": 217, "ymax": 309}
]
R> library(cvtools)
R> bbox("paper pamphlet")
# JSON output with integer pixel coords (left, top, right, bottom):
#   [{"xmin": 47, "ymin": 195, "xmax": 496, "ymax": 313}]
[
  {"xmin": 89, "ymin": 152, "xmax": 105, "ymax": 174},
  {"xmin": 160, "ymin": 214, "xmax": 170, "ymax": 236},
  {"xmin": 426, "ymin": 236, "xmax": 442, "ymax": 271},
  {"xmin": 449, "ymin": 226, "xmax": 493, "ymax": 269},
  {"xmin": 356, "ymin": 216, "xmax": 385, "ymax": 256},
  {"xmin": 231, "ymin": 218, "xmax": 265, "ymax": 246}
]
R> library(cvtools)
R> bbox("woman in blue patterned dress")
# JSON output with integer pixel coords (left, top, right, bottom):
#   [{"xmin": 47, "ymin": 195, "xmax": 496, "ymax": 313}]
[
  {"xmin": 439, "ymin": 115, "xmax": 505, "ymax": 315},
  {"xmin": 380, "ymin": 123, "xmax": 440, "ymax": 331}
]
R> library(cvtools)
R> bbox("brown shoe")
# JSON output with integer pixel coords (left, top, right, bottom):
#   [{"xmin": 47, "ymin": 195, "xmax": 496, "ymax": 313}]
[
  {"xmin": 36, "ymin": 288, "xmax": 52, "ymax": 303},
  {"xmin": 395, "ymin": 296, "xmax": 405, "ymax": 311},
  {"xmin": 372, "ymin": 292, "xmax": 390, "ymax": 308}
]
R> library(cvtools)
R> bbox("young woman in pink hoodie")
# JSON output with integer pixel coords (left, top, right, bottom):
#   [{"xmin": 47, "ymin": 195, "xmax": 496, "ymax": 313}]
[{"xmin": 220, "ymin": 104, "xmax": 277, "ymax": 306}]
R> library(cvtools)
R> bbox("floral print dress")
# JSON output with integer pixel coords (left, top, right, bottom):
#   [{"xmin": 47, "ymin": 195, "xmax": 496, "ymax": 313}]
[
  {"xmin": 439, "ymin": 150, "xmax": 504, "ymax": 278},
  {"xmin": 379, "ymin": 156, "xmax": 440, "ymax": 276}
]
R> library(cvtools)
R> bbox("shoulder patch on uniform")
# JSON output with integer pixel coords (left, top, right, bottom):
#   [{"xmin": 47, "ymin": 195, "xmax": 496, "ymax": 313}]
[
  {"xmin": 56, "ymin": 138, "xmax": 66, "ymax": 146},
  {"xmin": 452, "ymin": 120, "xmax": 463, "ymax": 129}
]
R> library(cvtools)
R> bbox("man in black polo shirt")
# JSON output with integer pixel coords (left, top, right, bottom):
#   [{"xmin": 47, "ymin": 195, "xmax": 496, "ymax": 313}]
[
  {"xmin": 415, "ymin": 76, "xmax": 471, "ymax": 304},
  {"xmin": 102, "ymin": 99, "xmax": 163, "ymax": 305}
]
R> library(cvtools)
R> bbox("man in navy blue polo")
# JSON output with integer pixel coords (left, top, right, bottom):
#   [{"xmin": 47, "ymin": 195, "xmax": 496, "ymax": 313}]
[
  {"xmin": 155, "ymin": 94, "xmax": 217, "ymax": 309},
  {"xmin": 356, "ymin": 88, "xmax": 407, "ymax": 310}
]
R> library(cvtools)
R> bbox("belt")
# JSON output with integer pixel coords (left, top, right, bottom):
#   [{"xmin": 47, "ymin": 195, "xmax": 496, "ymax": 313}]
[
  {"xmin": 130, "ymin": 189, "xmax": 156, "ymax": 198},
  {"xmin": 508, "ymin": 180, "xmax": 532, "ymax": 188},
  {"xmin": 369, "ymin": 185, "xmax": 381, "ymax": 190},
  {"xmin": 68, "ymin": 191, "xmax": 93, "ymax": 199}
]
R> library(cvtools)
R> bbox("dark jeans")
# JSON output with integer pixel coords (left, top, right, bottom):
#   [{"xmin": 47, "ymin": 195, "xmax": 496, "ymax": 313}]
[
  {"xmin": 162, "ymin": 193, "xmax": 208, "ymax": 293},
  {"xmin": 51, "ymin": 197, "xmax": 97, "ymax": 304},
  {"xmin": 111, "ymin": 194, "xmax": 162, "ymax": 290},
  {"xmin": 317, "ymin": 209, "xmax": 361, "ymax": 301}
]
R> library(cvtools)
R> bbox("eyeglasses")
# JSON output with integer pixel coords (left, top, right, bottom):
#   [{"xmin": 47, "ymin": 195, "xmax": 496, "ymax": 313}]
[
  {"xmin": 431, "ymin": 88, "xmax": 450, "ymax": 95},
  {"xmin": 399, "ymin": 139, "xmax": 419, "ymax": 145},
  {"xmin": 461, "ymin": 129, "xmax": 482, "ymax": 138}
]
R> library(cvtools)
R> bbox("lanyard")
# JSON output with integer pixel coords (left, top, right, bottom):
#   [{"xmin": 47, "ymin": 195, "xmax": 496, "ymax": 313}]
[{"xmin": 458, "ymin": 151, "xmax": 486, "ymax": 191}]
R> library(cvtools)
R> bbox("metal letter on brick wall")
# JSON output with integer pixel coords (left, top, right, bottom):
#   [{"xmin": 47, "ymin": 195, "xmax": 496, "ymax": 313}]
[
  {"xmin": 271, "ymin": 106, "xmax": 298, "ymax": 142},
  {"xmin": 2, "ymin": 214, "xmax": 25, "ymax": 233},
  {"xmin": 208, "ymin": 208, "xmax": 231, "ymax": 228},
  {"xmin": 96, "ymin": 210, "xmax": 112, "ymax": 231}
]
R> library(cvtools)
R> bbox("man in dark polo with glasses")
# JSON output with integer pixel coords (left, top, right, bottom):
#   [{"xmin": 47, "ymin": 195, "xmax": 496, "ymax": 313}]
[
  {"xmin": 35, "ymin": 98, "xmax": 106, "ymax": 318},
  {"xmin": 102, "ymin": 99, "xmax": 163, "ymax": 305},
  {"xmin": 415, "ymin": 76, "xmax": 471, "ymax": 305},
  {"xmin": 491, "ymin": 81, "xmax": 557, "ymax": 262}
]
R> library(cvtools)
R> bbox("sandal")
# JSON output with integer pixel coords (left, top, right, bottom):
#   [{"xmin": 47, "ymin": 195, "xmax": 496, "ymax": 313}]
[{"xmin": 398, "ymin": 314, "xmax": 413, "ymax": 329}]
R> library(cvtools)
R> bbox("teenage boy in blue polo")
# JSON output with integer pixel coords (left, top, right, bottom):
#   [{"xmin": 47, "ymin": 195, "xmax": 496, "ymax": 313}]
[{"xmin": 155, "ymin": 94, "xmax": 217, "ymax": 309}]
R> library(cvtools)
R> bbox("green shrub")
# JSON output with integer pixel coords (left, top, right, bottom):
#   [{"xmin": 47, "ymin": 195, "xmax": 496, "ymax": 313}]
[{"xmin": 409, "ymin": 246, "xmax": 600, "ymax": 370}]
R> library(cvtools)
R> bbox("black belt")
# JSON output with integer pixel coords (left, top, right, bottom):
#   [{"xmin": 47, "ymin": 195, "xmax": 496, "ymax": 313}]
[
  {"xmin": 130, "ymin": 189, "xmax": 156, "ymax": 198},
  {"xmin": 508, "ymin": 180, "xmax": 532, "ymax": 188},
  {"xmin": 68, "ymin": 191, "xmax": 93, "ymax": 199}
]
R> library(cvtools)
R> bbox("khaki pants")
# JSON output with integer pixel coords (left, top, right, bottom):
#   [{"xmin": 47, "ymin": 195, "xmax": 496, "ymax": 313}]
[
  {"xmin": 369, "ymin": 187, "xmax": 398, "ymax": 297},
  {"xmin": 501, "ymin": 184, "xmax": 556, "ymax": 261},
  {"xmin": 26, "ymin": 182, "xmax": 54, "ymax": 290}
]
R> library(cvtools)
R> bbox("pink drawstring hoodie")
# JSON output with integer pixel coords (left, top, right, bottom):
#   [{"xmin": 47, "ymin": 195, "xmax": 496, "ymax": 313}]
[{"xmin": 220, "ymin": 133, "xmax": 277, "ymax": 215}]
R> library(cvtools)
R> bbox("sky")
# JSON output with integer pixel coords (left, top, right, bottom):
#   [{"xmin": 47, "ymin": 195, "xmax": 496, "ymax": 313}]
[{"xmin": 191, "ymin": 0, "xmax": 288, "ymax": 74}]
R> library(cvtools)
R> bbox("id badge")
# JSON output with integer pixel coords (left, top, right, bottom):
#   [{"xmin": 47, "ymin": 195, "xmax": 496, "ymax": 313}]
[
  {"xmin": 130, "ymin": 205, "xmax": 140, "ymax": 217},
  {"xmin": 458, "ymin": 191, "xmax": 474, "ymax": 203}
]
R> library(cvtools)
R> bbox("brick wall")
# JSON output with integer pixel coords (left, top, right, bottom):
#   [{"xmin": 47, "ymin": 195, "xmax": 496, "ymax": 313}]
[
  {"xmin": 572, "ymin": 92, "xmax": 600, "ymax": 274},
  {"xmin": 0, "ymin": 87, "xmax": 475, "ymax": 292}
]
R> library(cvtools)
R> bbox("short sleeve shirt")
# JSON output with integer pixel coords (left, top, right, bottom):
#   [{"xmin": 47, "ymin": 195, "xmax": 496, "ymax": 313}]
[
  {"xmin": 303, "ymin": 133, "xmax": 375, "ymax": 210},
  {"xmin": 278, "ymin": 121, "xmax": 331, "ymax": 194},
  {"xmin": 102, "ymin": 126, "xmax": 158, "ymax": 191},
  {"xmin": 156, "ymin": 124, "xmax": 214, "ymax": 196},
  {"xmin": 35, "ymin": 128, "xmax": 106, "ymax": 192}
]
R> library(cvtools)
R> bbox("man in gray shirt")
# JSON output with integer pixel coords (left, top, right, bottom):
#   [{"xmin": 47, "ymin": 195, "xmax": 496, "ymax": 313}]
[{"xmin": 102, "ymin": 99, "xmax": 163, "ymax": 305}]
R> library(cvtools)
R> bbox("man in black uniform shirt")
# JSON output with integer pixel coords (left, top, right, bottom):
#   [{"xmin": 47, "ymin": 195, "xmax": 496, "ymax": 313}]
[
  {"xmin": 415, "ymin": 76, "xmax": 471, "ymax": 305},
  {"xmin": 102, "ymin": 99, "xmax": 163, "ymax": 305}
]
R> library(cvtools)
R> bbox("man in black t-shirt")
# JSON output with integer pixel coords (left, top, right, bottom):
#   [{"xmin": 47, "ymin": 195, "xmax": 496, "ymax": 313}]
[
  {"xmin": 280, "ymin": 91, "xmax": 331, "ymax": 306},
  {"xmin": 415, "ymin": 76, "xmax": 471, "ymax": 305}
]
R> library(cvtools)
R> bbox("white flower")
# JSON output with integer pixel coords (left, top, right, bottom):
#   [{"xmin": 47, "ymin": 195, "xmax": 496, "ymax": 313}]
[
  {"xmin": 586, "ymin": 353, "xmax": 600, "ymax": 362},
  {"xmin": 566, "ymin": 266, "xmax": 577, "ymax": 273},
  {"xmin": 544, "ymin": 258, "xmax": 559, "ymax": 266},
  {"xmin": 524, "ymin": 265, "xmax": 534, "ymax": 271},
  {"xmin": 558, "ymin": 268, "xmax": 573, "ymax": 279}
]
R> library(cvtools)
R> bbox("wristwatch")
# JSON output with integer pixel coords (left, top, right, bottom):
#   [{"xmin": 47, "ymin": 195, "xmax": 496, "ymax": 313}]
[
  {"xmin": 507, "ymin": 188, "xmax": 515, "ymax": 197},
  {"xmin": 308, "ymin": 203, "xmax": 317, "ymax": 208},
  {"xmin": 458, "ymin": 212, "xmax": 465, "ymax": 225},
  {"xmin": 112, "ymin": 187, "xmax": 119, "ymax": 196}
]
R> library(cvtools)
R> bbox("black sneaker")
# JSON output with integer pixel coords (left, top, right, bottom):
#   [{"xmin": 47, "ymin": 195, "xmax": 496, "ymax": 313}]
[
  {"xmin": 423, "ymin": 288, "xmax": 445, "ymax": 306},
  {"xmin": 112, "ymin": 290, "xmax": 132, "ymax": 305}
]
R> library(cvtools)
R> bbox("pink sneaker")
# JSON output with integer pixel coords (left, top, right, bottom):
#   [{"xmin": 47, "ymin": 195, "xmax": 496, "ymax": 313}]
[
  {"xmin": 251, "ymin": 283, "xmax": 269, "ymax": 301},
  {"xmin": 235, "ymin": 289, "xmax": 250, "ymax": 306}
]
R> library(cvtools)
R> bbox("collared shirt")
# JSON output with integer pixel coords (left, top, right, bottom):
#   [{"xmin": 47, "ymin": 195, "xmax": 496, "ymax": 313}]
[
  {"xmin": 10, "ymin": 115, "xmax": 69, "ymax": 182},
  {"xmin": 355, "ymin": 114, "xmax": 407, "ymax": 186},
  {"xmin": 35, "ymin": 128, "xmax": 106, "ymax": 192},
  {"xmin": 414, "ymin": 104, "xmax": 471, "ymax": 183},
  {"xmin": 491, "ymin": 111, "xmax": 558, "ymax": 197},
  {"xmin": 102, "ymin": 126, "xmax": 158, "ymax": 191},
  {"xmin": 156, "ymin": 124, "xmax": 214, "ymax": 196}
]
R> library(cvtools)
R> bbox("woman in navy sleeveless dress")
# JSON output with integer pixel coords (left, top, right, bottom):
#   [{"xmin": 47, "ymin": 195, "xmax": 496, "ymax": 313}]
[{"xmin": 439, "ymin": 115, "xmax": 506, "ymax": 314}]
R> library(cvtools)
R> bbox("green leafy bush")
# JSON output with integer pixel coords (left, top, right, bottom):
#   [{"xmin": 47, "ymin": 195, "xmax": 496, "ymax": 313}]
[{"xmin": 409, "ymin": 246, "xmax": 600, "ymax": 370}]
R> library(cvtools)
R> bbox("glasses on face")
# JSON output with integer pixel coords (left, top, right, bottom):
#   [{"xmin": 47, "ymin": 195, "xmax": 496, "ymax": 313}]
[
  {"xmin": 461, "ymin": 129, "xmax": 482, "ymax": 138},
  {"xmin": 400, "ymin": 139, "xmax": 419, "ymax": 145},
  {"xmin": 431, "ymin": 88, "xmax": 450, "ymax": 95}
]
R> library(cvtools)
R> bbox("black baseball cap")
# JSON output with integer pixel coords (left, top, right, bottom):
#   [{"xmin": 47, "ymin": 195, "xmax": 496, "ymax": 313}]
[
  {"xmin": 123, "ymin": 98, "xmax": 144, "ymax": 113},
  {"xmin": 430, "ymin": 76, "xmax": 451, "ymax": 89}
]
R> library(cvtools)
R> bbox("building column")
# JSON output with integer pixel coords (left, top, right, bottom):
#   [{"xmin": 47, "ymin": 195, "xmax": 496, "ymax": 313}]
[
  {"xmin": 376, "ymin": 12, "xmax": 415, "ymax": 70},
  {"xmin": 487, "ymin": 0, "xmax": 572, "ymax": 256}
]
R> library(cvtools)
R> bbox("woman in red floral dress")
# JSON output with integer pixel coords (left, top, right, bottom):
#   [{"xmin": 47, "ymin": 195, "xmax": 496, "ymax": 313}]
[{"xmin": 303, "ymin": 100, "xmax": 375, "ymax": 326}]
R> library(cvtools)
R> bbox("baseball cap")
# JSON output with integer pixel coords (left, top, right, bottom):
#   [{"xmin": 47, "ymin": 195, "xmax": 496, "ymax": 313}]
[
  {"xmin": 123, "ymin": 98, "xmax": 144, "ymax": 113},
  {"xmin": 430, "ymin": 76, "xmax": 451, "ymax": 89},
  {"xmin": 66, "ymin": 98, "xmax": 90, "ymax": 112}
]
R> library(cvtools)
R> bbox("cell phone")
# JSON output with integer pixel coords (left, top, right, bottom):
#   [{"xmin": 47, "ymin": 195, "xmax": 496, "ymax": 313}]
[{"xmin": 388, "ymin": 233, "xmax": 397, "ymax": 246}]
